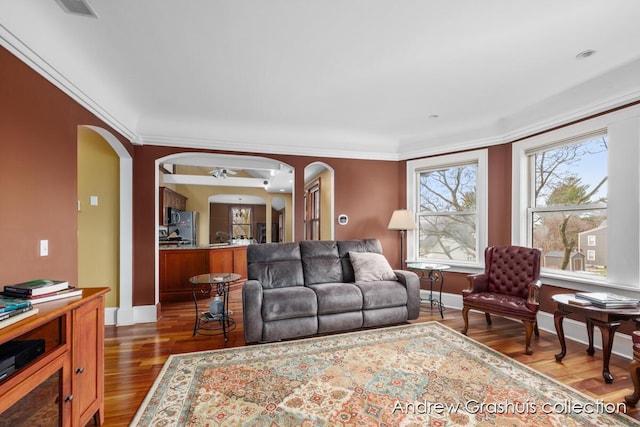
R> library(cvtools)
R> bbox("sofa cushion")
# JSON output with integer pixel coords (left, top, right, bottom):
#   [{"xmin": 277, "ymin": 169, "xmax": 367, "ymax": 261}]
[
  {"xmin": 262, "ymin": 287, "xmax": 318, "ymax": 322},
  {"xmin": 318, "ymin": 311, "xmax": 363, "ymax": 334},
  {"xmin": 247, "ymin": 242, "xmax": 305, "ymax": 289},
  {"xmin": 356, "ymin": 281, "xmax": 408, "ymax": 309},
  {"xmin": 300, "ymin": 240, "xmax": 343, "ymax": 285},
  {"xmin": 463, "ymin": 292, "xmax": 537, "ymax": 320},
  {"xmin": 337, "ymin": 239, "xmax": 384, "ymax": 282},
  {"xmin": 349, "ymin": 251, "xmax": 396, "ymax": 282},
  {"xmin": 262, "ymin": 316, "xmax": 318, "ymax": 342},
  {"xmin": 362, "ymin": 306, "xmax": 408, "ymax": 327},
  {"xmin": 307, "ymin": 282, "xmax": 363, "ymax": 314}
]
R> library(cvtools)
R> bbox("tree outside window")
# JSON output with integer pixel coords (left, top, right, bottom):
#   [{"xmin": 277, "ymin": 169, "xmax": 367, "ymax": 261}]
[
  {"xmin": 417, "ymin": 163, "xmax": 477, "ymax": 262},
  {"xmin": 231, "ymin": 206, "xmax": 252, "ymax": 239},
  {"xmin": 529, "ymin": 134, "xmax": 608, "ymax": 277}
]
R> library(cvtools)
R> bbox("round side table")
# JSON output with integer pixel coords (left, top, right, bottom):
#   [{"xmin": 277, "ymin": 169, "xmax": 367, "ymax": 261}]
[{"xmin": 189, "ymin": 273, "xmax": 241, "ymax": 341}]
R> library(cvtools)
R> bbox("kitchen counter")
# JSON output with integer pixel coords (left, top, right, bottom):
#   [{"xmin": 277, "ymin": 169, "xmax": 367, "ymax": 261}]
[
  {"xmin": 159, "ymin": 241, "xmax": 254, "ymax": 250},
  {"xmin": 159, "ymin": 244, "xmax": 248, "ymax": 302}
]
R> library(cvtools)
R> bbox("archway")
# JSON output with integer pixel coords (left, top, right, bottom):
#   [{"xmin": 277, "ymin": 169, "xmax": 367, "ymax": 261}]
[
  {"xmin": 78, "ymin": 125, "xmax": 134, "ymax": 325},
  {"xmin": 304, "ymin": 162, "xmax": 335, "ymax": 240},
  {"xmin": 155, "ymin": 152, "xmax": 294, "ymax": 305}
]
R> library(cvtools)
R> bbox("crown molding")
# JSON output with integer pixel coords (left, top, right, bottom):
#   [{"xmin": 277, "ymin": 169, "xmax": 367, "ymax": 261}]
[
  {"xmin": 0, "ymin": 23, "xmax": 136, "ymax": 142},
  {"xmin": 4, "ymin": 20, "xmax": 640, "ymax": 161},
  {"xmin": 137, "ymin": 133, "xmax": 403, "ymax": 161}
]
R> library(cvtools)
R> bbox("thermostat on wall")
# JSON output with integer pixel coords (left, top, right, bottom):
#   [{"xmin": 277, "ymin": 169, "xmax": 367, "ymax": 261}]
[{"xmin": 337, "ymin": 214, "xmax": 349, "ymax": 225}]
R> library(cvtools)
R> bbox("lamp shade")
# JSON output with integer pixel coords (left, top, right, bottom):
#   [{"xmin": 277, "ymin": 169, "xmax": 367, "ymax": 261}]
[{"xmin": 387, "ymin": 209, "xmax": 416, "ymax": 230}]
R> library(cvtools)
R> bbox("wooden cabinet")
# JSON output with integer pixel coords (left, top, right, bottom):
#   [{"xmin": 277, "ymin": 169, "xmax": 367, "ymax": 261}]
[
  {"xmin": 160, "ymin": 249, "xmax": 210, "ymax": 301},
  {"xmin": 159, "ymin": 187, "xmax": 187, "ymax": 225},
  {"xmin": 0, "ymin": 288, "xmax": 108, "ymax": 426},
  {"xmin": 72, "ymin": 296, "xmax": 105, "ymax": 426},
  {"xmin": 160, "ymin": 247, "xmax": 247, "ymax": 302},
  {"xmin": 231, "ymin": 247, "xmax": 248, "ymax": 279}
]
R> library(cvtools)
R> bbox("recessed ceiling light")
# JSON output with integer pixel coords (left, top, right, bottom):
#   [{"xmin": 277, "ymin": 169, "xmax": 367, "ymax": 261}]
[{"xmin": 576, "ymin": 49, "xmax": 596, "ymax": 60}]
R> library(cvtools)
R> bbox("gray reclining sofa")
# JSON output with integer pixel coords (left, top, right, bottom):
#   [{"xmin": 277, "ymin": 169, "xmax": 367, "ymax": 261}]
[{"xmin": 242, "ymin": 238, "xmax": 420, "ymax": 344}]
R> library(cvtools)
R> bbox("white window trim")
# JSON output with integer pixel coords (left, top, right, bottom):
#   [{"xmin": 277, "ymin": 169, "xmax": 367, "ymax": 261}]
[
  {"xmin": 512, "ymin": 105, "xmax": 640, "ymax": 292},
  {"xmin": 406, "ymin": 149, "xmax": 488, "ymax": 268}
]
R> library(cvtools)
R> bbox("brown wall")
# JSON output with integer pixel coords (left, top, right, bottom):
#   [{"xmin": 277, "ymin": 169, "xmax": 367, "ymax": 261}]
[
  {"xmin": 3, "ymin": 43, "xmax": 616, "ymax": 331},
  {"xmin": 0, "ymin": 45, "xmax": 131, "ymax": 287}
]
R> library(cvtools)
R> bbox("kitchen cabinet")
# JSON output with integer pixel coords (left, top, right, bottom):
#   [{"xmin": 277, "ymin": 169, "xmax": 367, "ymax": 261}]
[
  {"xmin": 209, "ymin": 246, "xmax": 247, "ymax": 279},
  {"xmin": 160, "ymin": 246, "xmax": 247, "ymax": 302},
  {"xmin": 0, "ymin": 288, "xmax": 108, "ymax": 426},
  {"xmin": 159, "ymin": 187, "xmax": 187, "ymax": 225},
  {"xmin": 159, "ymin": 248, "xmax": 210, "ymax": 301}
]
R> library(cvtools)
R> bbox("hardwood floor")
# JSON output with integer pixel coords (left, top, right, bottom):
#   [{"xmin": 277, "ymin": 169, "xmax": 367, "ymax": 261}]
[{"xmin": 102, "ymin": 290, "xmax": 640, "ymax": 426}]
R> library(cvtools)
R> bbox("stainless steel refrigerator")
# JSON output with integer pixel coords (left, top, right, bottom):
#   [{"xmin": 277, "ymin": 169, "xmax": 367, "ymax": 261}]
[{"xmin": 168, "ymin": 210, "xmax": 197, "ymax": 245}]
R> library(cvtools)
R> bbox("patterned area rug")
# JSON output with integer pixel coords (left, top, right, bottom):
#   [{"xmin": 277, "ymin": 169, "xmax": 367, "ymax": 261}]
[{"xmin": 131, "ymin": 322, "xmax": 637, "ymax": 426}]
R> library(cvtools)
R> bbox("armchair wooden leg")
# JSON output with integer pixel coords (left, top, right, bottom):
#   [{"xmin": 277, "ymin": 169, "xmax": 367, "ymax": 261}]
[
  {"xmin": 626, "ymin": 359, "xmax": 640, "ymax": 405},
  {"xmin": 523, "ymin": 320, "xmax": 535, "ymax": 355},
  {"xmin": 485, "ymin": 312, "xmax": 492, "ymax": 325},
  {"xmin": 461, "ymin": 306, "xmax": 470, "ymax": 335}
]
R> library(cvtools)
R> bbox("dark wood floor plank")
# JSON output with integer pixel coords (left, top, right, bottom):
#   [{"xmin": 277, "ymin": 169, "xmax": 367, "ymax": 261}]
[{"xmin": 100, "ymin": 291, "xmax": 640, "ymax": 426}]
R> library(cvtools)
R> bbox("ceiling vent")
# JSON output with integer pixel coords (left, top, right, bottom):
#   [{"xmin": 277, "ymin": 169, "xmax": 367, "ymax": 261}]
[{"xmin": 55, "ymin": 0, "xmax": 99, "ymax": 18}]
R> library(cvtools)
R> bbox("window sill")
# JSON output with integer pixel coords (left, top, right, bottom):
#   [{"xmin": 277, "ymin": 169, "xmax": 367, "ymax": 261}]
[
  {"xmin": 443, "ymin": 266, "xmax": 640, "ymax": 297},
  {"xmin": 539, "ymin": 272, "xmax": 640, "ymax": 296}
]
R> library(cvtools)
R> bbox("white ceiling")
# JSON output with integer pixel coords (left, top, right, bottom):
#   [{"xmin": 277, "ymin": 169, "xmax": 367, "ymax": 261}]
[
  {"xmin": 161, "ymin": 152, "xmax": 295, "ymax": 193},
  {"xmin": 2, "ymin": 1, "xmax": 640, "ymax": 160}
]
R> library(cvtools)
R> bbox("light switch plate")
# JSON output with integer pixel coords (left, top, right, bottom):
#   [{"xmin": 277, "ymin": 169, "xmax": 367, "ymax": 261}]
[{"xmin": 40, "ymin": 239, "xmax": 48, "ymax": 256}]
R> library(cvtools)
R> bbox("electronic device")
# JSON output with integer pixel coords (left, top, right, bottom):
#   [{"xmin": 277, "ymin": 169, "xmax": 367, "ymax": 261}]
[{"xmin": 0, "ymin": 339, "xmax": 45, "ymax": 382}]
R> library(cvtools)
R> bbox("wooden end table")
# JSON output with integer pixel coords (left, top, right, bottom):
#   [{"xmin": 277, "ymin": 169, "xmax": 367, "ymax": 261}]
[
  {"xmin": 189, "ymin": 273, "xmax": 242, "ymax": 342},
  {"xmin": 552, "ymin": 293, "xmax": 640, "ymax": 383}
]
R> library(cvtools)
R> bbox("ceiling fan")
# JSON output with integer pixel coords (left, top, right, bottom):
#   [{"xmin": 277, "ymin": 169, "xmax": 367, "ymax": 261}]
[{"xmin": 209, "ymin": 168, "xmax": 238, "ymax": 179}]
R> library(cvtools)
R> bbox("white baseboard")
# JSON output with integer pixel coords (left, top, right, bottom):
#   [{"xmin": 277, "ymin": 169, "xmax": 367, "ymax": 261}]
[
  {"xmin": 422, "ymin": 290, "xmax": 633, "ymax": 360},
  {"xmin": 105, "ymin": 305, "xmax": 157, "ymax": 326}
]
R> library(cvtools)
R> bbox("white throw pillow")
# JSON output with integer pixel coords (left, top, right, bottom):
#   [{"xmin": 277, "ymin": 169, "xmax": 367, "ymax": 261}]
[{"xmin": 349, "ymin": 251, "xmax": 396, "ymax": 282}]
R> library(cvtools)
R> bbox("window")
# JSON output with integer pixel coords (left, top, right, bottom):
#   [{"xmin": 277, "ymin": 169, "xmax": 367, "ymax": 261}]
[
  {"xmin": 231, "ymin": 206, "xmax": 252, "ymax": 239},
  {"xmin": 527, "ymin": 133, "xmax": 608, "ymax": 279},
  {"xmin": 513, "ymin": 108, "xmax": 640, "ymax": 289},
  {"xmin": 407, "ymin": 150, "xmax": 487, "ymax": 267},
  {"xmin": 304, "ymin": 179, "xmax": 320, "ymax": 240}
]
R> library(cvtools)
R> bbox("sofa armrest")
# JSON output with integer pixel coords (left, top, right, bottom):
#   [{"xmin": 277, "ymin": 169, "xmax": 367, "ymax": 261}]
[
  {"xmin": 242, "ymin": 280, "xmax": 264, "ymax": 344},
  {"xmin": 463, "ymin": 273, "xmax": 489, "ymax": 296},
  {"xmin": 394, "ymin": 270, "xmax": 421, "ymax": 320}
]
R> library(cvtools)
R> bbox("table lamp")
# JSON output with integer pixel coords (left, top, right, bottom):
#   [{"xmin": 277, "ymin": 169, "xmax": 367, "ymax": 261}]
[{"xmin": 387, "ymin": 209, "xmax": 416, "ymax": 269}]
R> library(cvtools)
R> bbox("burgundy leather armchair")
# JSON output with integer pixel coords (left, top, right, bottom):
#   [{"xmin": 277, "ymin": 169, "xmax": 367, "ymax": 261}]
[{"xmin": 461, "ymin": 245, "xmax": 542, "ymax": 354}]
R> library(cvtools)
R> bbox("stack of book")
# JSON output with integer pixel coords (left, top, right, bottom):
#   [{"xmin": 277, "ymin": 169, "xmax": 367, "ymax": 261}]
[
  {"xmin": 0, "ymin": 297, "xmax": 38, "ymax": 329},
  {"xmin": 575, "ymin": 292, "xmax": 640, "ymax": 309},
  {"xmin": 1, "ymin": 279, "xmax": 82, "ymax": 305}
]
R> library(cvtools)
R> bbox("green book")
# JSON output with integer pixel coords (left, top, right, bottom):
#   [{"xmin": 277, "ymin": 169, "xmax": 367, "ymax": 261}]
[
  {"xmin": 0, "ymin": 296, "xmax": 32, "ymax": 313},
  {"xmin": 3, "ymin": 279, "xmax": 69, "ymax": 297}
]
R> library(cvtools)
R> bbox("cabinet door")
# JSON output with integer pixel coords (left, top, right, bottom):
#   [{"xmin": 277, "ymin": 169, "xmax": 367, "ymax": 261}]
[
  {"xmin": 210, "ymin": 249, "xmax": 233, "ymax": 273},
  {"xmin": 233, "ymin": 247, "xmax": 248, "ymax": 279},
  {"xmin": 160, "ymin": 250, "xmax": 210, "ymax": 301},
  {"xmin": 72, "ymin": 296, "xmax": 105, "ymax": 426}
]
